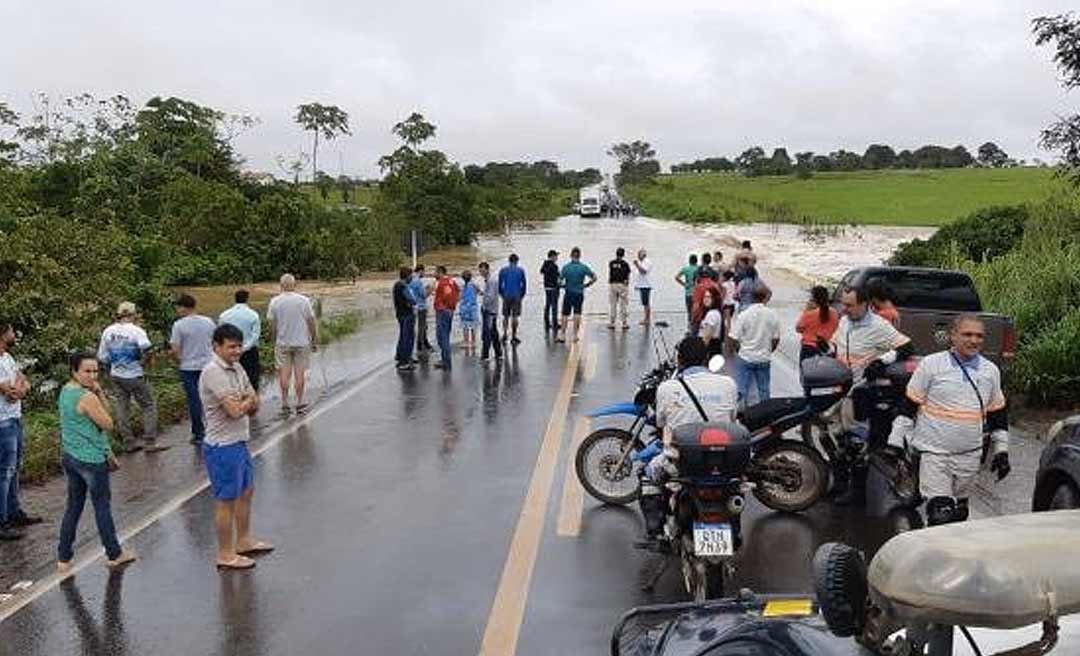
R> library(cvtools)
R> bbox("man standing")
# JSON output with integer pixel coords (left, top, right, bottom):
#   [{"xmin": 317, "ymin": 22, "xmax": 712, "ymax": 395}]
[
  {"xmin": 98, "ymin": 302, "xmax": 167, "ymax": 453},
  {"xmin": 0, "ymin": 323, "xmax": 41, "ymax": 540},
  {"xmin": 727, "ymin": 286, "xmax": 780, "ymax": 407},
  {"xmin": 199, "ymin": 324, "xmax": 272, "ymax": 570},
  {"xmin": 478, "ymin": 262, "xmax": 503, "ymax": 363},
  {"xmin": 888, "ymin": 315, "xmax": 1011, "ymax": 525},
  {"xmin": 410, "ymin": 265, "xmax": 433, "ymax": 353},
  {"xmin": 219, "ymin": 290, "xmax": 262, "ymax": 392},
  {"xmin": 557, "ymin": 247, "xmax": 597, "ymax": 343},
  {"xmin": 675, "ymin": 254, "xmax": 699, "ymax": 326},
  {"xmin": 540, "ymin": 250, "xmax": 560, "ymax": 332},
  {"xmin": 433, "ymin": 266, "xmax": 460, "ymax": 370},
  {"xmin": 498, "ymin": 254, "xmax": 527, "ymax": 345},
  {"xmin": 170, "ymin": 294, "xmax": 216, "ymax": 444},
  {"xmin": 712, "ymin": 251, "xmax": 727, "ymax": 276},
  {"xmin": 633, "ymin": 249, "xmax": 654, "ymax": 327},
  {"xmin": 393, "ymin": 267, "xmax": 417, "ymax": 371},
  {"xmin": 267, "ymin": 274, "xmax": 318, "ymax": 415},
  {"xmin": 607, "ymin": 247, "xmax": 631, "ymax": 330}
]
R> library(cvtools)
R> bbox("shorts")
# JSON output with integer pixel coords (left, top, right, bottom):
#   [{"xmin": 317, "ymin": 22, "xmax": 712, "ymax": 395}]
[
  {"xmin": 918, "ymin": 450, "xmax": 982, "ymax": 499},
  {"xmin": 460, "ymin": 317, "xmax": 478, "ymax": 330},
  {"xmin": 637, "ymin": 287, "xmax": 652, "ymax": 307},
  {"xmin": 562, "ymin": 291, "xmax": 585, "ymax": 316},
  {"xmin": 275, "ymin": 345, "xmax": 311, "ymax": 369},
  {"xmin": 203, "ymin": 442, "xmax": 254, "ymax": 501},
  {"xmin": 502, "ymin": 297, "xmax": 522, "ymax": 317}
]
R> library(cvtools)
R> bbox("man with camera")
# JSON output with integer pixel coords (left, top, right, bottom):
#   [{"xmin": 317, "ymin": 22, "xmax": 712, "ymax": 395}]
[{"xmin": 887, "ymin": 314, "xmax": 1011, "ymax": 526}]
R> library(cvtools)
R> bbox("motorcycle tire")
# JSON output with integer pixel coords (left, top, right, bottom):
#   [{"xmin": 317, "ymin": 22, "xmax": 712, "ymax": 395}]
[
  {"xmin": 680, "ymin": 536, "xmax": 728, "ymax": 602},
  {"xmin": 813, "ymin": 542, "xmax": 867, "ymax": 638},
  {"xmin": 575, "ymin": 428, "xmax": 640, "ymax": 506},
  {"xmin": 751, "ymin": 441, "xmax": 829, "ymax": 513}
]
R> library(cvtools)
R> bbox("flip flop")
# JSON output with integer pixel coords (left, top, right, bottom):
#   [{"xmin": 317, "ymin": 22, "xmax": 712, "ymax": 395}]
[
  {"xmin": 216, "ymin": 555, "xmax": 256, "ymax": 570},
  {"xmin": 237, "ymin": 541, "xmax": 275, "ymax": 556},
  {"xmin": 295, "ymin": 404, "xmax": 309, "ymax": 415}
]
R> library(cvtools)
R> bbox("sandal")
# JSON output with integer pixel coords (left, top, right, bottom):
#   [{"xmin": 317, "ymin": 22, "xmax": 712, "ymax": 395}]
[
  {"xmin": 237, "ymin": 541, "xmax": 275, "ymax": 556},
  {"xmin": 295, "ymin": 404, "xmax": 309, "ymax": 415},
  {"xmin": 216, "ymin": 555, "xmax": 256, "ymax": 570}
]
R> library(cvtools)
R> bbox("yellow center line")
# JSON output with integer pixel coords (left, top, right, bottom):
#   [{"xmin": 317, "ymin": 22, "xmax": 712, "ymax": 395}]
[
  {"xmin": 556, "ymin": 416, "xmax": 591, "ymax": 538},
  {"xmin": 478, "ymin": 322, "xmax": 585, "ymax": 656},
  {"xmin": 584, "ymin": 347, "xmax": 598, "ymax": 382}
]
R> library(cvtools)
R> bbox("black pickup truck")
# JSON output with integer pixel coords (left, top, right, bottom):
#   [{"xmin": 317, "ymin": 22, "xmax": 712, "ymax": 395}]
[{"xmin": 832, "ymin": 266, "xmax": 1016, "ymax": 375}]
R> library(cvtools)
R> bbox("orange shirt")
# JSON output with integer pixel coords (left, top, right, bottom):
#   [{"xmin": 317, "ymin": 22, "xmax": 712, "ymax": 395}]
[
  {"xmin": 434, "ymin": 277, "xmax": 460, "ymax": 312},
  {"xmin": 874, "ymin": 302, "xmax": 900, "ymax": 327},
  {"xmin": 796, "ymin": 307, "xmax": 839, "ymax": 347}
]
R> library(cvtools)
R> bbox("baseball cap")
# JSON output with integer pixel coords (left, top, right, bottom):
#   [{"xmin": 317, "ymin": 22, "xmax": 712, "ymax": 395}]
[
  {"xmin": 117, "ymin": 301, "xmax": 137, "ymax": 317},
  {"xmin": 547, "ymin": 249, "xmax": 558, "ymax": 257}
]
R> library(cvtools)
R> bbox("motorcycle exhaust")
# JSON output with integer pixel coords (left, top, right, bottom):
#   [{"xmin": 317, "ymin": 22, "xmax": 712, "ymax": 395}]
[{"xmin": 727, "ymin": 495, "xmax": 745, "ymax": 515}]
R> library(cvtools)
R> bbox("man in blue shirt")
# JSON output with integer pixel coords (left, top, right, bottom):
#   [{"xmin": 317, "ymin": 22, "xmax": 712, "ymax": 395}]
[
  {"xmin": 409, "ymin": 265, "xmax": 433, "ymax": 353},
  {"xmin": 498, "ymin": 253, "xmax": 527, "ymax": 345},
  {"xmin": 557, "ymin": 247, "xmax": 597, "ymax": 343},
  {"xmin": 219, "ymin": 290, "xmax": 263, "ymax": 392}
]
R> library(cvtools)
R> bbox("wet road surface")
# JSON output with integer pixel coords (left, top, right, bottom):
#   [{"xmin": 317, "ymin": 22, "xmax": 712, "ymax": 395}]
[{"xmin": 0, "ymin": 216, "xmax": 1045, "ymax": 655}]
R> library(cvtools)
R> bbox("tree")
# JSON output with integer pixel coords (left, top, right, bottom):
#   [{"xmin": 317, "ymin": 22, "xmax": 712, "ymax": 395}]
[
  {"xmin": 392, "ymin": 112, "xmax": 436, "ymax": 150},
  {"xmin": 275, "ymin": 152, "xmax": 310, "ymax": 184},
  {"xmin": 862, "ymin": 144, "xmax": 897, "ymax": 169},
  {"xmin": 735, "ymin": 147, "xmax": 766, "ymax": 176},
  {"xmin": 829, "ymin": 149, "xmax": 862, "ymax": 171},
  {"xmin": 608, "ymin": 140, "xmax": 660, "ymax": 185},
  {"xmin": 294, "ymin": 103, "xmax": 350, "ymax": 183},
  {"xmin": 1034, "ymin": 13, "xmax": 1080, "ymax": 184},
  {"xmin": 977, "ymin": 142, "xmax": 1009, "ymax": 167},
  {"xmin": 767, "ymin": 148, "xmax": 793, "ymax": 175},
  {"xmin": 0, "ymin": 102, "xmax": 19, "ymax": 164},
  {"xmin": 794, "ymin": 151, "xmax": 815, "ymax": 179}
]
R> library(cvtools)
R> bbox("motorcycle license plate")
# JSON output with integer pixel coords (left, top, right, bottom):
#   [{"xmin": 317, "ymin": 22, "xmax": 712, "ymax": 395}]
[{"xmin": 693, "ymin": 522, "xmax": 734, "ymax": 557}]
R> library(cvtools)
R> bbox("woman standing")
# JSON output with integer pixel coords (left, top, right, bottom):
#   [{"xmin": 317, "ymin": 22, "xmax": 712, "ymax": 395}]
[
  {"xmin": 795, "ymin": 286, "xmax": 839, "ymax": 362},
  {"xmin": 57, "ymin": 352, "xmax": 136, "ymax": 572},
  {"xmin": 458, "ymin": 270, "xmax": 479, "ymax": 351},
  {"xmin": 699, "ymin": 289, "xmax": 725, "ymax": 358}
]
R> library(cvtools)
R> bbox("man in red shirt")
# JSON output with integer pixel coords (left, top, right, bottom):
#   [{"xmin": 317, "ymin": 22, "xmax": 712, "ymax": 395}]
[{"xmin": 433, "ymin": 266, "xmax": 460, "ymax": 370}]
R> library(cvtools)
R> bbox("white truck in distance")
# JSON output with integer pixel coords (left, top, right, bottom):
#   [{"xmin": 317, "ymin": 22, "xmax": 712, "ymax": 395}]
[{"xmin": 578, "ymin": 187, "xmax": 601, "ymax": 217}]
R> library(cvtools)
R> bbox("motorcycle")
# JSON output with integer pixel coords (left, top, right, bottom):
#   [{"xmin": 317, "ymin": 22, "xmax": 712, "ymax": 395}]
[{"xmin": 577, "ymin": 352, "xmax": 841, "ymax": 515}]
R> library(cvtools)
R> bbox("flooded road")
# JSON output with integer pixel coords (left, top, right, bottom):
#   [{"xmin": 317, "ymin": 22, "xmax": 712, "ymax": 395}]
[{"xmin": 0, "ymin": 215, "xmax": 1038, "ymax": 655}]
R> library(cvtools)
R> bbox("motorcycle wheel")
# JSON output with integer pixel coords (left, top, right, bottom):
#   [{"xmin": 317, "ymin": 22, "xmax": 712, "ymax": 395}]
[
  {"xmin": 680, "ymin": 536, "xmax": 728, "ymax": 602},
  {"xmin": 752, "ymin": 441, "xmax": 829, "ymax": 513},
  {"xmin": 575, "ymin": 428, "xmax": 640, "ymax": 505}
]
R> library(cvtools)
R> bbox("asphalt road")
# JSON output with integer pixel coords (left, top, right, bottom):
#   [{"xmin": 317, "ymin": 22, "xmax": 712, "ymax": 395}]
[{"xmin": 0, "ymin": 215, "xmax": 1045, "ymax": 655}]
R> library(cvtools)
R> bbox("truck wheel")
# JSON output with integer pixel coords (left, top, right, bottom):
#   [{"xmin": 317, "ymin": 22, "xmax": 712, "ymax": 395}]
[
  {"xmin": 813, "ymin": 542, "xmax": 867, "ymax": 637},
  {"xmin": 1049, "ymin": 480, "xmax": 1080, "ymax": 510}
]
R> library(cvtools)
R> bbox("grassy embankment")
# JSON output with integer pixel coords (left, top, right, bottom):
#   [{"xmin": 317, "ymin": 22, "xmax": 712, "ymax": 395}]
[
  {"xmin": 626, "ymin": 168, "xmax": 1057, "ymax": 226},
  {"xmin": 300, "ymin": 184, "xmax": 576, "ymax": 221}
]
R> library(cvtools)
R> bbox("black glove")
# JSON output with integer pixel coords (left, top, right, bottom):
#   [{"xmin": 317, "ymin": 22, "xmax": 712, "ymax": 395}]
[
  {"xmin": 990, "ymin": 452, "xmax": 1011, "ymax": 481},
  {"xmin": 815, "ymin": 336, "xmax": 831, "ymax": 355},
  {"xmin": 863, "ymin": 360, "xmax": 887, "ymax": 381}
]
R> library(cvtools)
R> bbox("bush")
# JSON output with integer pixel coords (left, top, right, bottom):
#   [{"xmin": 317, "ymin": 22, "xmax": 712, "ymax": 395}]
[
  {"xmin": 890, "ymin": 204, "xmax": 1028, "ymax": 266},
  {"xmin": 1012, "ymin": 306, "xmax": 1080, "ymax": 405}
]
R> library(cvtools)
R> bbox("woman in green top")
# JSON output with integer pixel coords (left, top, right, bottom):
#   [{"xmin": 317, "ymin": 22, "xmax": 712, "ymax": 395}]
[{"xmin": 57, "ymin": 352, "xmax": 135, "ymax": 572}]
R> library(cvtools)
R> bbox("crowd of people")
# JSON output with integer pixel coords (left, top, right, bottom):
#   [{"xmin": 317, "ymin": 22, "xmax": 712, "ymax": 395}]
[{"xmin": 0, "ymin": 273, "xmax": 322, "ymax": 570}]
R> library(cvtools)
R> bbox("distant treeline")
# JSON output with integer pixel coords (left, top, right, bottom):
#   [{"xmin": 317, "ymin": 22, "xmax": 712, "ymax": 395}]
[
  {"xmin": 671, "ymin": 142, "xmax": 1025, "ymax": 177},
  {"xmin": 464, "ymin": 160, "xmax": 601, "ymax": 189}
]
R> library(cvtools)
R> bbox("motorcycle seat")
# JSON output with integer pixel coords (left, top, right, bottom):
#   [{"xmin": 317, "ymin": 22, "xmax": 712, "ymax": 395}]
[
  {"xmin": 740, "ymin": 397, "xmax": 808, "ymax": 432},
  {"xmin": 868, "ymin": 510, "xmax": 1080, "ymax": 630}
]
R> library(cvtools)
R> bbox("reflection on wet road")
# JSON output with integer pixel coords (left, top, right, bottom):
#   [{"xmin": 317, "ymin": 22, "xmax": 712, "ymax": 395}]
[{"xmin": 0, "ymin": 216, "xmax": 1037, "ymax": 655}]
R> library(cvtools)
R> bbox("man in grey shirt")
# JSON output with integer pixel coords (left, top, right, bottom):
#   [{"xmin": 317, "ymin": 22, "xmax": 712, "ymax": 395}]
[
  {"xmin": 199, "ymin": 323, "xmax": 271, "ymax": 570},
  {"xmin": 170, "ymin": 294, "xmax": 216, "ymax": 444},
  {"xmin": 267, "ymin": 273, "xmax": 318, "ymax": 415},
  {"xmin": 477, "ymin": 261, "xmax": 502, "ymax": 362}
]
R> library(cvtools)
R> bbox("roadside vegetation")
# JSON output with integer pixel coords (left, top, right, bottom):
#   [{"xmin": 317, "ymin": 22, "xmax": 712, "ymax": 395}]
[{"xmin": 625, "ymin": 168, "xmax": 1057, "ymax": 227}]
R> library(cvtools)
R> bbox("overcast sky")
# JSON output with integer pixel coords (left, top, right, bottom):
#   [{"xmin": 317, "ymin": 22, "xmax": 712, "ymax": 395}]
[{"xmin": 3, "ymin": 0, "xmax": 1077, "ymax": 177}]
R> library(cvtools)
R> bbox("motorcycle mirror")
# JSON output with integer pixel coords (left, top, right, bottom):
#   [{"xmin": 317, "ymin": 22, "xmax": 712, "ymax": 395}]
[
  {"xmin": 654, "ymin": 320, "xmax": 669, "ymax": 329},
  {"xmin": 708, "ymin": 354, "xmax": 726, "ymax": 373}
]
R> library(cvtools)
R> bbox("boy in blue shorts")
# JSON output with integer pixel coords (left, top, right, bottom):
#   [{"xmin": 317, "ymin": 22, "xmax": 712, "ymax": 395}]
[
  {"xmin": 199, "ymin": 323, "xmax": 273, "ymax": 569},
  {"xmin": 557, "ymin": 247, "xmax": 597, "ymax": 343}
]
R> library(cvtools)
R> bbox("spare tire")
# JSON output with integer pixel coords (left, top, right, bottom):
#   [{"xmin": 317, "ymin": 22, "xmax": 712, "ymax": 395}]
[{"xmin": 813, "ymin": 542, "xmax": 867, "ymax": 637}]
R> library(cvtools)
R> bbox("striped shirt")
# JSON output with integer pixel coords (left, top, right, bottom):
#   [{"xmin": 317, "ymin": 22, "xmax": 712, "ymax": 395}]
[
  {"xmin": 831, "ymin": 312, "xmax": 910, "ymax": 378},
  {"xmin": 903, "ymin": 351, "xmax": 1007, "ymax": 455}
]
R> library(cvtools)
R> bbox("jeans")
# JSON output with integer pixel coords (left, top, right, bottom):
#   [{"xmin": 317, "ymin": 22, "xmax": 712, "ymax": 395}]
[
  {"xmin": 240, "ymin": 347, "xmax": 262, "ymax": 390},
  {"xmin": 436, "ymin": 309, "xmax": 453, "ymax": 368},
  {"xmin": 179, "ymin": 369, "xmax": 205, "ymax": 441},
  {"xmin": 0, "ymin": 418, "xmax": 22, "ymax": 525},
  {"xmin": 481, "ymin": 309, "xmax": 503, "ymax": 359},
  {"xmin": 544, "ymin": 288, "xmax": 560, "ymax": 329},
  {"xmin": 416, "ymin": 308, "xmax": 432, "ymax": 351},
  {"xmin": 58, "ymin": 453, "xmax": 122, "ymax": 561},
  {"xmin": 110, "ymin": 376, "xmax": 158, "ymax": 444},
  {"xmin": 736, "ymin": 358, "xmax": 772, "ymax": 407},
  {"xmin": 396, "ymin": 313, "xmax": 416, "ymax": 364}
]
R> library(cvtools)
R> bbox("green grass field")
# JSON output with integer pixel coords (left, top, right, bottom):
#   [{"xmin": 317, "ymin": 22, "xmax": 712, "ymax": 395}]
[{"xmin": 627, "ymin": 168, "xmax": 1060, "ymax": 226}]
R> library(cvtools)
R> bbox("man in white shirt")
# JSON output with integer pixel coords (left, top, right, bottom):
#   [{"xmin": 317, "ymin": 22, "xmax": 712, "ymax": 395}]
[
  {"xmin": 98, "ymin": 302, "xmax": 169, "ymax": 453},
  {"xmin": 218, "ymin": 289, "xmax": 262, "ymax": 393},
  {"xmin": 633, "ymin": 249, "xmax": 654, "ymax": 326},
  {"xmin": 267, "ymin": 274, "xmax": 318, "ymax": 415},
  {"xmin": 727, "ymin": 286, "xmax": 780, "ymax": 407},
  {"xmin": 0, "ymin": 322, "xmax": 41, "ymax": 539},
  {"xmin": 170, "ymin": 294, "xmax": 217, "ymax": 444}
]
